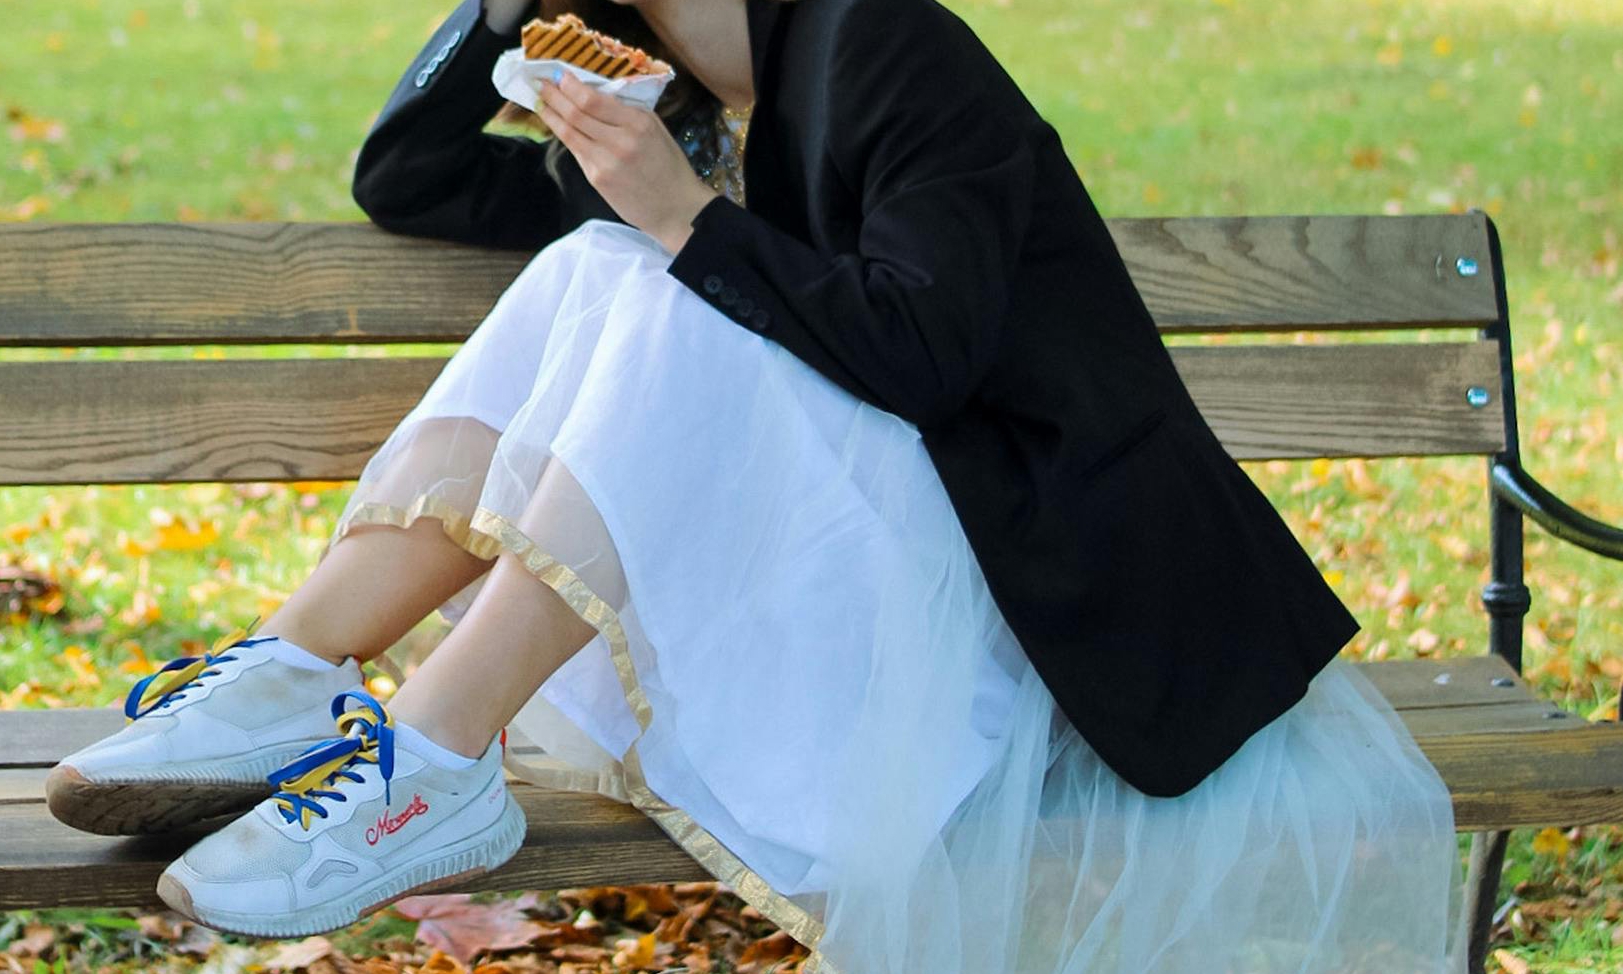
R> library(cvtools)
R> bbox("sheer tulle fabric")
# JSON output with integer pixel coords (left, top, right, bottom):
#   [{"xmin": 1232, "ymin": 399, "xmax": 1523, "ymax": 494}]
[{"xmin": 325, "ymin": 219, "xmax": 1466, "ymax": 974}]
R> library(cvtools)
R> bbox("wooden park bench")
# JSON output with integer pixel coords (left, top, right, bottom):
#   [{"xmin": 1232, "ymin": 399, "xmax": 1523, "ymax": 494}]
[{"xmin": 2, "ymin": 210, "xmax": 1620, "ymax": 971}]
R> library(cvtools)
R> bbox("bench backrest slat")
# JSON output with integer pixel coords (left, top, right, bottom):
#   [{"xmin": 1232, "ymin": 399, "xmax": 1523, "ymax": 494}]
[
  {"xmin": 0, "ymin": 213, "xmax": 1498, "ymax": 346},
  {"xmin": 0, "ymin": 343, "xmax": 1504, "ymax": 486}
]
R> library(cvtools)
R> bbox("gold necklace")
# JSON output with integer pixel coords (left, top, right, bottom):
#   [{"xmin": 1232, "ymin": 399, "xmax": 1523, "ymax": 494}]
[{"xmin": 707, "ymin": 102, "xmax": 753, "ymax": 204}]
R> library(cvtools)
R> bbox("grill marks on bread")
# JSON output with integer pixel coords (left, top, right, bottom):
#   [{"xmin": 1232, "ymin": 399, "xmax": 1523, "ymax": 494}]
[{"xmin": 520, "ymin": 14, "xmax": 670, "ymax": 79}]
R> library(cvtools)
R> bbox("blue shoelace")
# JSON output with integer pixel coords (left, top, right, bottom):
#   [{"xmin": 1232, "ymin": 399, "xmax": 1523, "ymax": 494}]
[
  {"xmin": 122, "ymin": 626, "xmax": 275, "ymax": 721},
  {"xmin": 267, "ymin": 690, "xmax": 396, "ymax": 830}
]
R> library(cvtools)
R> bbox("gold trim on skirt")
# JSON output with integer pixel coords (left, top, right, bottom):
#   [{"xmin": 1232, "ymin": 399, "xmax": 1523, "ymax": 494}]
[{"xmin": 326, "ymin": 497, "xmax": 840, "ymax": 972}]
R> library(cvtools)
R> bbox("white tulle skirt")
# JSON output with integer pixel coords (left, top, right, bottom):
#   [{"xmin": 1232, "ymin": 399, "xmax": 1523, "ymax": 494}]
[{"xmin": 325, "ymin": 218, "xmax": 1466, "ymax": 974}]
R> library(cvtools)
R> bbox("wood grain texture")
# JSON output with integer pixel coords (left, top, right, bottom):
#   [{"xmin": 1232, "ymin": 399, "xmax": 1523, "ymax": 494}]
[
  {"xmin": 1173, "ymin": 341, "xmax": 1505, "ymax": 460},
  {"xmin": 1426, "ymin": 725, "xmax": 1623, "ymax": 831},
  {"xmin": 1107, "ymin": 211, "xmax": 1500, "ymax": 333},
  {"xmin": 0, "ymin": 341, "xmax": 1504, "ymax": 486},
  {"xmin": 3, "ymin": 648, "xmax": 1619, "ymax": 909},
  {"xmin": 0, "ymin": 223, "xmax": 531, "ymax": 347},
  {"xmin": 0, "ymin": 707, "xmax": 124, "ymax": 767},
  {"xmin": 2, "ymin": 715, "xmax": 1617, "ymax": 908},
  {"xmin": 0, "ymin": 357, "xmax": 447, "ymax": 485},
  {"xmin": 0, "ymin": 784, "xmax": 710, "ymax": 910},
  {"xmin": 0, "ymin": 214, "xmax": 1498, "ymax": 347}
]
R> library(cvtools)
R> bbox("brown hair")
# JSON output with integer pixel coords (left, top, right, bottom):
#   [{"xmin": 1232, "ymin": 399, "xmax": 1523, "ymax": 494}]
[{"xmin": 490, "ymin": 0, "xmax": 789, "ymax": 184}]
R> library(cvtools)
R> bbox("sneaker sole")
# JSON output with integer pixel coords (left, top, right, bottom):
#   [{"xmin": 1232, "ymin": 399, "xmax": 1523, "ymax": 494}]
[
  {"xmin": 45, "ymin": 765, "xmax": 270, "ymax": 836},
  {"xmin": 156, "ymin": 792, "xmax": 528, "ymax": 938}
]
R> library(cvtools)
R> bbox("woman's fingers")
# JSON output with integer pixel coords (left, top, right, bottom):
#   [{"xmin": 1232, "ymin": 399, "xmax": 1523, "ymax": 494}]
[
  {"xmin": 538, "ymin": 73, "xmax": 625, "ymax": 143},
  {"xmin": 535, "ymin": 96, "xmax": 584, "ymax": 153}
]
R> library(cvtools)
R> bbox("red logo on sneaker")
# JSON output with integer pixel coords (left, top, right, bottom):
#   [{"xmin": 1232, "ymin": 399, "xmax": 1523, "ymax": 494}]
[{"xmin": 365, "ymin": 793, "xmax": 429, "ymax": 846}]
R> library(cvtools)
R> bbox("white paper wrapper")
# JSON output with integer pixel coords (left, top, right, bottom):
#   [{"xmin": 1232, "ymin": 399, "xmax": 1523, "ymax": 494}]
[{"xmin": 492, "ymin": 46, "xmax": 676, "ymax": 115}]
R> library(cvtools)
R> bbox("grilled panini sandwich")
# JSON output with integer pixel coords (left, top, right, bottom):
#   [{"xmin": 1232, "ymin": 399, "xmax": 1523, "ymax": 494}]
[{"xmin": 521, "ymin": 13, "xmax": 673, "ymax": 79}]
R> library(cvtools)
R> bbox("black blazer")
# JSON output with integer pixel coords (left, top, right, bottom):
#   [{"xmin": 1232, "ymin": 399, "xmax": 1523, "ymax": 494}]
[{"xmin": 352, "ymin": 0, "xmax": 1362, "ymax": 797}]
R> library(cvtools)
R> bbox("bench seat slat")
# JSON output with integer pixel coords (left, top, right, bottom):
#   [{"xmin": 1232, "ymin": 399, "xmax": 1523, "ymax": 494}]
[
  {"xmin": 0, "ymin": 701, "xmax": 1582, "ymax": 804},
  {"xmin": 0, "ymin": 215, "xmax": 1497, "ymax": 347},
  {"xmin": 0, "ymin": 342, "xmax": 1504, "ymax": 486},
  {"xmin": 0, "ymin": 658, "xmax": 1540, "ymax": 768},
  {"xmin": 1, "ymin": 718, "xmax": 1618, "ymax": 909},
  {"xmin": 2, "ymin": 652, "xmax": 1620, "ymax": 909},
  {"xmin": 0, "ymin": 785, "xmax": 711, "ymax": 911}
]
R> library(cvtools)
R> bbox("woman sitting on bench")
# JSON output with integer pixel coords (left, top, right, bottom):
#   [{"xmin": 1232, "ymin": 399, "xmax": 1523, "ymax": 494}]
[{"xmin": 47, "ymin": 0, "xmax": 1465, "ymax": 970}]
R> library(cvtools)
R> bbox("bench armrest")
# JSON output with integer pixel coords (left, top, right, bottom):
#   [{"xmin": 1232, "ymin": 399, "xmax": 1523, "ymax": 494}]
[{"xmin": 1490, "ymin": 460, "xmax": 1623, "ymax": 561}]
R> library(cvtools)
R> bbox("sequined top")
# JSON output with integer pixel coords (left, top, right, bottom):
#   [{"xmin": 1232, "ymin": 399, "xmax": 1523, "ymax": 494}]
[{"xmin": 675, "ymin": 100, "xmax": 751, "ymax": 207}]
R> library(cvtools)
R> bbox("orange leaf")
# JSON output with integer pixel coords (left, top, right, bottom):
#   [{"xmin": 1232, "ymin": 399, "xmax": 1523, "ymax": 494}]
[{"xmin": 1492, "ymin": 948, "xmax": 1530, "ymax": 974}]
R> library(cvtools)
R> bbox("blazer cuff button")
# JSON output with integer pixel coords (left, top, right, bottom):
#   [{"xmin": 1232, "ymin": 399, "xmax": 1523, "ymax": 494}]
[
  {"xmin": 702, "ymin": 274, "xmax": 723, "ymax": 295},
  {"xmin": 749, "ymin": 308, "xmax": 772, "ymax": 331}
]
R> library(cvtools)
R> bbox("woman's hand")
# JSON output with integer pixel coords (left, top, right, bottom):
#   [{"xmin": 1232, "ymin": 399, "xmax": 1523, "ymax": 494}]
[{"xmin": 537, "ymin": 72, "xmax": 721, "ymax": 255}]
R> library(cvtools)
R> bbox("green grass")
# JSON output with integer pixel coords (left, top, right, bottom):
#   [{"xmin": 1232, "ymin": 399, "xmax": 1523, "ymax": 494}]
[{"xmin": 3, "ymin": 0, "xmax": 1622, "ymax": 968}]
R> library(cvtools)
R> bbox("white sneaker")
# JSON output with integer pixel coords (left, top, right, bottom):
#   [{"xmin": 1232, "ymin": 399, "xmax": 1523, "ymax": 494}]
[
  {"xmin": 46, "ymin": 628, "xmax": 365, "ymax": 835},
  {"xmin": 156, "ymin": 690, "xmax": 526, "ymax": 938}
]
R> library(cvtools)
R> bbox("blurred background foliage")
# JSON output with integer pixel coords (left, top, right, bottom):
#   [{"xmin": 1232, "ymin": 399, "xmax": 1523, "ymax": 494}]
[{"xmin": 2, "ymin": 0, "xmax": 1620, "ymax": 970}]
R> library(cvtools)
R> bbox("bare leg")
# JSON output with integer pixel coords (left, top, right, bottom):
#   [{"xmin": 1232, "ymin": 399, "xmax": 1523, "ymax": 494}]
[
  {"xmin": 258, "ymin": 518, "xmax": 493, "ymax": 665},
  {"xmin": 257, "ymin": 417, "xmax": 504, "ymax": 665},
  {"xmin": 388, "ymin": 456, "xmax": 619, "ymax": 758}
]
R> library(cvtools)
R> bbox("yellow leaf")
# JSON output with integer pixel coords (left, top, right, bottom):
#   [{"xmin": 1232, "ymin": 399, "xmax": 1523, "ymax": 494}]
[
  {"xmin": 44, "ymin": 32, "xmax": 64, "ymax": 52},
  {"xmin": 1142, "ymin": 182, "xmax": 1164, "ymax": 206},
  {"xmin": 118, "ymin": 645, "xmax": 160, "ymax": 677},
  {"xmin": 7, "ymin": 114, "xmax": 66, "ymax": 143},
  {"xmin": 2, "ymin": 522, "xmax": 32, "ymax": 544},
  {"xmin": 117, "ymin": 530, "xmax": 154, "ymax": 557},
  {"xmin": 56, "ymin": 646, "xmax": 101, "ymax": 689},
  {"xmin": 155, "ymin": 518, "xmax": 220, "ymax": 551},
  {"xmin": 1530, "ymin": 826, "xmax": 1570, "ymax": 859},
  {"xmin": 612, "ymin": 932, "xmax": 657, "ymax": 969},
  {"xmin": 1309, "ymin": 457, "xmax": 1332, "ymax": 482},
  {"xmin": 1431, "ymin": 35, "xmax": 1452, "ymax": 57},
  {"xmin": 289, "ymin": 480, "xmax": 346, "ymax": 495},
  {"xmin": 129, "ymin": 9, "xmax": 148, "ymax": 29},
  {"xmin": 1322, "ymin": 569, "xmax": 1345, "ymax": 587}
]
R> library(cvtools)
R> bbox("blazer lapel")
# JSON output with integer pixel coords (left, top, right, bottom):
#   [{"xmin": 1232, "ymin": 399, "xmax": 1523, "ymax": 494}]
[{"xmin": 743, "ymin": 0, "xmax": 788, "ymax": 215}]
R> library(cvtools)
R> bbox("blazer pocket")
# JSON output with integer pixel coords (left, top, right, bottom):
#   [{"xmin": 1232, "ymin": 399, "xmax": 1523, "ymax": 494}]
[{"xmin": 1068, "ymin": 407, "xmax": 1169, "ymax": 488}]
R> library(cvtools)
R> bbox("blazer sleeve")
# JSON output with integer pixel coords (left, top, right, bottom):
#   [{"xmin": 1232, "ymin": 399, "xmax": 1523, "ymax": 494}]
[
  {"xmin": 351, "ymin": 0, "xmax": 562, "ymax": 250},
  {"xmin": 664, "ymin": 1, "xmax": 1037, "ymax": 429}
]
